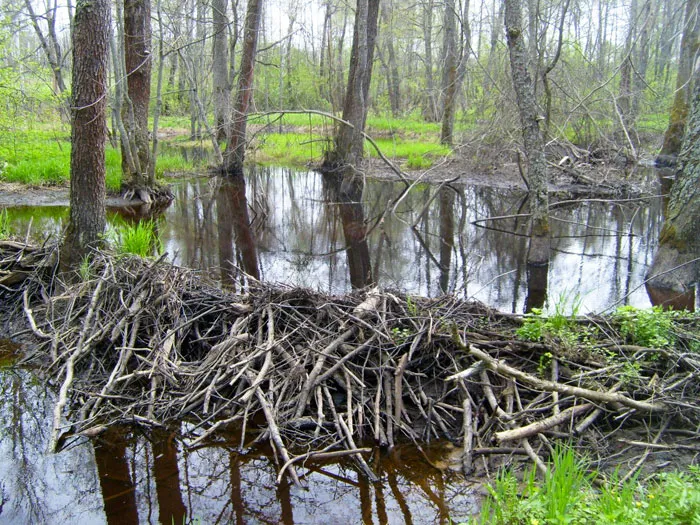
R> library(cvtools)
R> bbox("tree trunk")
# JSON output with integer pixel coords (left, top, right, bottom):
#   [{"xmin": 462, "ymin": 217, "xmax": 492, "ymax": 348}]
[
  {"xmin": 647, "ymin": 66, "xmax": 700, "ymax": 299},
  {"xmin": 212, "ymin": 0, "xmax": 231, "ymax": 142},
  {"xmin": 659, "ymin": 0, "xmax": 699, "ymax": 160},
  {"xmin": 324, "ymin": 0, "xmax": 380, "ymax": 172},
  {"xmin": 618, "ymin": 0, "xmax": 638, "ymax": 130},
  {"xmin": 121, "ymin": 0, "xmax": 154, "ymax": 193},
  {"xmin": 62, "ymin": 0, "xmax": 111, "ymax": 270},
  {"xmin": 504, "ymin": 0, "xmax": 549, "ymax": 264},
  {"xmin": 224, "ymin": 0, "xmax": 263, "ymax": 176},
  {"xmin": 440, "ymin": 0, "xmax": 470, "ymax": 146},
  {"xmin": 422, "ymin": 0, "xmax": 438, "ymax": 121},
  {"xmin": 381, "ymin": 1, "xmax": 401, "ymax": 116}
]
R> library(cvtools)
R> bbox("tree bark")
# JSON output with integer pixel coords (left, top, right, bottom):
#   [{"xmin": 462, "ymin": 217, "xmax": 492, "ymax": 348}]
[
  {"xmin": 504, "ymin": 0, "xmax": 549, "ymax": 264},
  {"xmin": 212, "ymin": 0, "xmax": 231, "ymax": 142},
  {"xmin": 647, "ymin": 66, "xmax": 700, "ymax": 297},
  {"xmin": 659, "ymin": 0, "xmax": 699, "ymax": 160},
  {"xmin": 324, "ymin": 0, "xmax": 380, "ymax": 173},
  {"xmin": 62, "ymin": 0, "xmax": 111, "ymax": 270},
  {"xmin": 380, "ymin": 1, "xmax": 401, "ymax": 116},
  {"xmin": 121, "ymin": 0, "xmax": 154, "ymax": 192},
  {"xmin": 224, "ymin": 0, "xmax": 263, "ymax": 176}
]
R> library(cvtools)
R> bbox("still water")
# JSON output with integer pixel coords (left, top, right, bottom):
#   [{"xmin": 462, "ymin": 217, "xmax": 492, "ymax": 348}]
[
  {"xmin": 0, "ymin": 351, "xmax": 477, "ymax": 524},
  {"xmin": 3, "ymin": 165, "xmax": 663, "ymax": 313},
  {"xmin": 0, "ymin": 166, "xmax": 669, "ymax": 523}
]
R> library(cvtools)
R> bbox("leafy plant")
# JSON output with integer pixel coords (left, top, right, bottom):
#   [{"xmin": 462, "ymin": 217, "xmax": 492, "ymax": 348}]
[
  {"xmin": 516, "ymin": 292, "xmax": 583, "ymax": 346},
  {"xmin": 406, "ymin": 152, "xmax": 432, "ymax": 169},
  {"xmin": 615, "ymin": 305, "xmax": 677, "ymax": 348},
  {"xmin": 0, "ymin": 208, "xmax": 9, "ymax": 238},
  {"xmin": 470, "ymin": 450, "xmax": 700, "ymax": 524},
  {"xmin": 111, "ymin": 219, "xmax": 162, "ymax": 258}
]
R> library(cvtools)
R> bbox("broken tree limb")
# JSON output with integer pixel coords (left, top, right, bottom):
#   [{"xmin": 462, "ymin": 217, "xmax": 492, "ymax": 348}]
[
  {"xmin": 466, "ymin": 344, "xmax": 666, "ymax": 413},
  {"xmin": 495, "ymin": 403, "xmax": 594, "ymax": 442}
]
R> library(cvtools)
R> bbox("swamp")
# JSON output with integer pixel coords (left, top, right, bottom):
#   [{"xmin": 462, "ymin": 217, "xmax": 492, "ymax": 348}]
[{"xmin": 2, "ymin": 0, "xmax": 700, "ymax": 521}]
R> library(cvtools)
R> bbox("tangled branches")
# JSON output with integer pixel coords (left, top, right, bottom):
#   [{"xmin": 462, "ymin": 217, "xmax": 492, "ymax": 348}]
[{"xmin": 1, "ymin": 240, "xmax": 699, "ymax": 484}]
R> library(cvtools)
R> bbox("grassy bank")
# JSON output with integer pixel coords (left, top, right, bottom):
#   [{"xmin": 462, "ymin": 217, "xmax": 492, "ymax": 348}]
[
  {"xmin": 470, "ymin": 447, "xmax": 700, "ymax": 525},
  {"xmin": 0, "ymin": 127, "xmax": 197, "ymax": 191}
]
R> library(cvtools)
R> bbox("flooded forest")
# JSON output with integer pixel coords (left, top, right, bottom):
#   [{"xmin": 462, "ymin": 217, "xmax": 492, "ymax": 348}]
[{"xmin": 0, "ymin": 0, "xmax": 699, "ymax": 523}]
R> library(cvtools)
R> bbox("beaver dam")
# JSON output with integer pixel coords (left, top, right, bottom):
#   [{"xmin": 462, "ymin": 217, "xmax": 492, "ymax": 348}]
[{"xmin": 2, "ymin": 239, "xmax": 699, "ymax": 493}]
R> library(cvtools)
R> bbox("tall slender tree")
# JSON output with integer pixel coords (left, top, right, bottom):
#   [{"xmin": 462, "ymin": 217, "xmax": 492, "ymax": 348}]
[
  {"xmin": 62, "ymin": 0, "xmax": 111, "ymax": 270},
  {"xmin": 121, "ymin": 0, "xmax": 155, "ymax": 198},
  {"xmin": 224, "ymin": 0, "xmax": 264, "ymax": 176},
  {"xmin": 658, "ymin": 0, "xmax": 699, "ymax": 162},
  {"xmin": 504, "ymin": 0, "xmax": 549, "ymax": 264},
  {"xmin": 212, "ymin": 0, "xmax": 230, "ymax": 142}
]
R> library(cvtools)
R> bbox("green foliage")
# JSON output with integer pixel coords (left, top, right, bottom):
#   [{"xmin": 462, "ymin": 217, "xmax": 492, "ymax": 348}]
[
  {"xmin": 406, "ymin": 153, "xmax": 433, "ymax": 169},
  {"xmin": 110, "ymin": 219, "xmax": 162, "ymax": 258},
  {"xmin": 516, "ymin": 292, "xmax": 583, "ymax": 346},
  {"xmin": 78, "ymin": 255, "xmax": 93, "ymax": 281},
  {"xmin": 614, "ymin": 306, "xmax": 677, "ymax": 348},
  {"xmin": 0, "ymin": 208, "xmax": 9, "ymax": 238},
  {"xmin": 471, "ymin": 449, "xmax": 700, "ymax": 525}
]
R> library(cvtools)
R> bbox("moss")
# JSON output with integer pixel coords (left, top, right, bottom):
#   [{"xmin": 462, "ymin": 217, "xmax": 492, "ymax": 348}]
[{"xmin": 658, "ymin": 223, "xmax": 687, "ymax": 251}]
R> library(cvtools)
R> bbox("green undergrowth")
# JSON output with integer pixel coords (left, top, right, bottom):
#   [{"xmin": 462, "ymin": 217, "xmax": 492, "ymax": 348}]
[
  {"xmin": 0, "ymin": 208, "xmax": 9, "ymax": 238},
  {"xmin": 250, "ymin": 131, "xmax": 452, "ymax": 167},
  {"xmin": 470, "ymin": 446, "xmax": 700, "ymax": 525},
  {"xmin": 107, "ymin": 219, "xmax": 163, "ymax": 258},
  {"xmin": 0, "ymin": 128, "xmax": 196, "ymax": 191}
]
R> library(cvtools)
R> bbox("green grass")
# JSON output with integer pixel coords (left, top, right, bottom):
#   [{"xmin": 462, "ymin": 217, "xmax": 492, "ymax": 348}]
[
  {"xmin": 0, "ymin": 127, "xmax": 197, "ymax": 190},
  {"xmin": 105, "ymin": 148, "xmax": 122, "ymax": 192},
  {"xmin": 109, "ymin": 219, "xmax": 162, "ymax": 257},
  {"xmin": 252, "ymin": 132, "xmax": 329, "ymax": 165},
  {"xmin": 251, "ymin": 131, "xmax": 452, "ymax": 167},
  {"xmin": 0, "ymin": 208, "xmax": 9, "ymax": 238},
  {"xmin": 155, "ymin": 150, "xmax": 196, "ymax": 176},
  {"xmin": 472, "ymin": 446, "xmax": 700, "ymax": 525}
]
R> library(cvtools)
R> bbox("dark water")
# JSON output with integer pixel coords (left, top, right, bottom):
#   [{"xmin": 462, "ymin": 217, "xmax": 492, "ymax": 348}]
[
  {"xmin": 3, "ymin": 165, "xmax": 664, "ymax": 313},
  {"xmin": 0, "ymin": 166, "xmax": 678, "ymax": 523},
  {"xmin": 0, "ymin": 359, "xmax": 477, "ymax": 524}
]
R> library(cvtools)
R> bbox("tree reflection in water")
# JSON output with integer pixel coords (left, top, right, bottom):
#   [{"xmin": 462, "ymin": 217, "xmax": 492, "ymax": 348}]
[
  {"xmin": 215, "ymin": 175, "xmax": 260, "ymax": 289},
  {"xmin": 1, "ymin": 165, "xmax": 665, "ymax": 314},
  {"xmin": 0, "ymin": 359, "xmax": 480, "ymax": 523}
]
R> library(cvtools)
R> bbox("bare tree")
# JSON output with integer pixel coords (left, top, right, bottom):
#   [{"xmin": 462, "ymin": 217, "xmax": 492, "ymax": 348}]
[
  {"xmin": 323, "ymin": 0, "xmax": 380, "ymax": 174},
  {"xmin": 121, "ymin": 0, "xmax": 155, "ymax": 198},
  {"xmin": 504, "ymin": 0, "xmax": 549, "ymax": 264},
  {"xmin": 658, "ymin": 0, "xmax": 699, "ymax": 162},
  {"xmin": 224, "ymin": 0, "xmax": 263, "ymax": 176},
  {"xmin": 440, "ymin": 0, "xmax": 470, "ymax": 146},
  {"xmin": 212, "ymin": 0, "xmax": 231, "ymax": 141},
  {"xmin": 62, "ymin": 0, "xmax": 111, "ymax": 269}
]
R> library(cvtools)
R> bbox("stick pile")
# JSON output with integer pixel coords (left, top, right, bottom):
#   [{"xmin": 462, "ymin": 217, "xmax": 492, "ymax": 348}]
[{"xmin": 1, "ymin": 240, "xmax": 699, "ymax": 483}]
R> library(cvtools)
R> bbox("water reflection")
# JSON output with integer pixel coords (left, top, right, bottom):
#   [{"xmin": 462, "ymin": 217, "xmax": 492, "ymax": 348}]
[
  {"xmin": 0, "ymin": 366, "xmax": 479, "ymax": 524},
  {"xmin": 2, "ymin": 166, "xmax": 665, "ymax": 313},
  {"xmin": 216, "ymin": 176, "xmax": 260, "ymax": 287}
]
